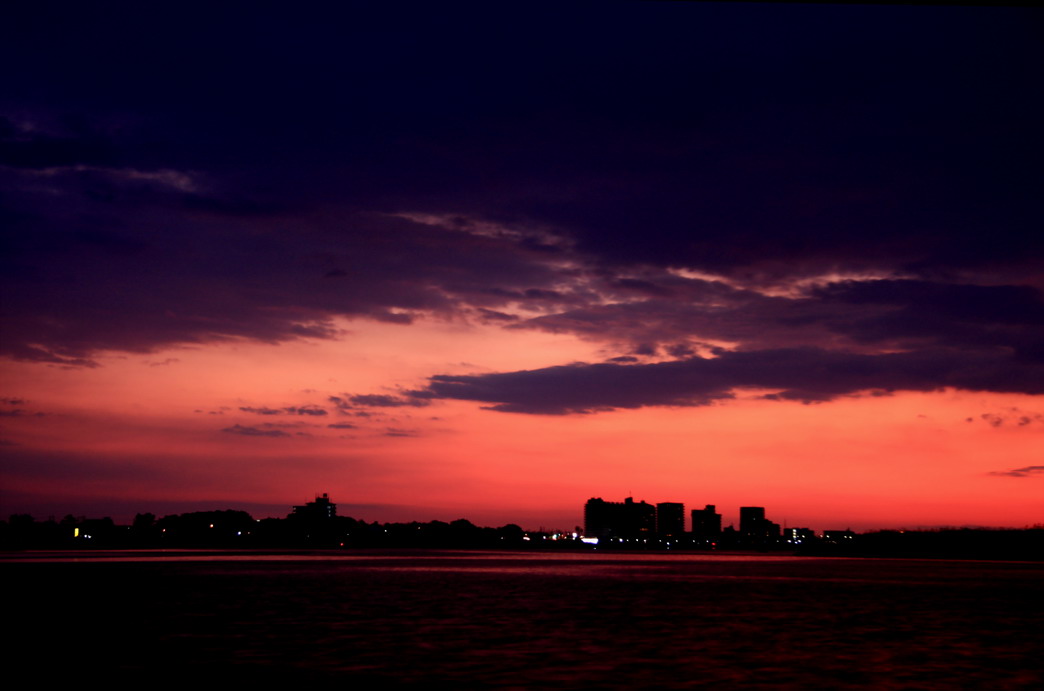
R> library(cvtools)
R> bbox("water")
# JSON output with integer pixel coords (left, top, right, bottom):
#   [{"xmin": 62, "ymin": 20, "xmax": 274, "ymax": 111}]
[{"xmin": 5, "ymin": 551, "xmax": 1042, "ymax": 688}]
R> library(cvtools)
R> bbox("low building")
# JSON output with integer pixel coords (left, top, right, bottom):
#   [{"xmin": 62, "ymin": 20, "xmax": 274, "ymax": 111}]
[{"xmin": 292, "ymin": 492, "xmax": 337, "ymax": 520}]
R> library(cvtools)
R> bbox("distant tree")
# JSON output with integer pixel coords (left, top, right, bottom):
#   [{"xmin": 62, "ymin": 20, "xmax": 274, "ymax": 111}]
[
  {"xmin": 4, "ymin": 514, "xmax": 36, "ymax": 548},
  {"xmin": 497, "ymin": 524, "xmax": 525, "ymax": 546},
  {"xmin": 155, "ymin": 510, "xmax": 255, "ymax": 546},
  {"xmin": 9, "ymin": 514, "xmax": 35, "ymax": 528},
  {"xmin": 133, "ymin": 512, "xmax": 156, "ymax": 530}
]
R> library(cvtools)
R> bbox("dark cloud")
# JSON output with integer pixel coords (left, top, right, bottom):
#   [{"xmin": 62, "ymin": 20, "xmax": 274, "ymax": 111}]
[
  {"xmin": 424, "ymin": 348, "xmax": 1044, "ymax": 415},
  {"xmin": 515, "ymin": 276, "xmax": 1044, "ymax": 359},
  {"xmin": 475, "ymin": 308, "xmax": 519, "ymax": 323},
  {"xmin": 220, "ymin": 424, "xmax": 290, "ymax": 438},
  {"xmin": 812, "ymin": 281, "xmax": 1044, "ymax": 355},
  {"xmin": 515, "ymin": 280, "xmax": 836, "ymax": 353},
  {"xmin": 989, "ymin": 466, "xmax": 1044, "ymax": 478},
  {"xmin": 974, "ymin": 409, "xmax": 1044, "ymax": 429},
  {"xmin": 239, "ymin": 405, "xmax": 328, "ymax": 417},
  {"xmin": 256, "ymin": 422, "xmax": 311, "ymax": 430},
  {"xmin": 289, "ymin": 405, "xmax": 327, "ymax": 416},
  {"xmin": 0, "ymin": 116, "xmax": 119, "ymax": 169},
  {"xmin": 2, "ymin": 3, "xmax": 1041, "ymax": 414},
  {"xmin": 329, "ymin": 394, "xmax": 431, "ymax": 412},
  {"xmin": 351, "ymin": 394, "xmax": 429, "ymax": 408},
  {"xmin": 239, "ymin": 407, "xmax": 283, "ymax": 416},
  {"xmin": 0, "ymin": 196, "xmax": 565, "ymax": 363},
  {"xmin": 349, "ymin": 395, "xmax": 415, "ymax": 408},
  {"xmin": 0, "ymin": 397, "xmax": 45, "ymax": 417}
]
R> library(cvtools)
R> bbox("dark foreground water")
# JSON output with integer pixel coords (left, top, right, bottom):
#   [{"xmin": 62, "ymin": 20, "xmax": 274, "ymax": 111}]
[{"xmin": 5, "ymin": 551, "xmax": 1042, "ymax": 688}]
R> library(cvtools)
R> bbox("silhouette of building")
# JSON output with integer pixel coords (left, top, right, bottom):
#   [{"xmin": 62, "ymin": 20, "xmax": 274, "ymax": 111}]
[
  {"xmin": 656, "ymin": 502, "xmax": 685, "ymax": 537},
  {"xmin": 292, "ymin": 492, "xmax": 337, "ymax": 520},
  {"xmin": 691, "ymin": 504, "xmax": 722, "ymax": 539},
  {"xmin": 784, "ymin": 527, "xmax": 815, "ymax": 545},
  {"xmin": 740, "ymin": 506, "xmax": 780, "ymax": 544},
  {"xmin": 584, "ymin": 497, "xmax": 656, "ymax": 539},
  {"xmin": 739, "ymin": 506, "xmax": 765, "ymax": 535},
  {"xmin": 822, "ymin": 529, "xmax": 856, "ymax": 544}
]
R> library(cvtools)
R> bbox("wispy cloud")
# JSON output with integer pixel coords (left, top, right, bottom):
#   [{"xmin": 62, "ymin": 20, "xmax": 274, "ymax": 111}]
[
  {"xmin": 423, "ymin": 347, "xmax": 1044, "ymax": 415},
  {"xmin": 239, "ymin": 405, "xmax": 328, "ymax": 416},
  {"xmin": 329, "ymin": 393, "xmax": 431, "ymax": 412},
  {"xmin": 384, "ymin": 428, "xmax": 419, "ymax": 438},
  {"xmin": 968, "ymin": 408, "xmax": 1044, "ymax": 428},
  {"xmin": 221, "ymin": 424, "xmax": 290, "ymax": 438},
  {"xmin": 989, "ymin": 466, "xmax": 1044, "ymax": 478}
]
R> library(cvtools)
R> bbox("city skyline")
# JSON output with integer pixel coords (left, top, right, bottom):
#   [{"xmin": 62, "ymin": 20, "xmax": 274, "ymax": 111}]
[
  {"xmin": 2, "ymin": 3, "xmax": 1042, "ymax": 532},
  {"xmin": 8, "ymin": 491, "xmax": 1040, "ymax": 561},
  {"xmin": 14, "ymin": 490, "xmax": 1039, "ymax": 543}
]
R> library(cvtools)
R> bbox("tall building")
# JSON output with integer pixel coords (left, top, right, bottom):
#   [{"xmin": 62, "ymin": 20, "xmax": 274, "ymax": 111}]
[
  {"xmin": 739, "ymin": 506, "xmax": 765, "ymax": 536},
  {"xmin": 584, "ymin": 497, "xmax": 656, "ymax": 539},
  {"xmin": 585, "ymin": 498, "xmax": 609, "ymax": 538},
  {"xmin": 691, "ymin": 504, "xmax": 722, "ymax": 538},
  {"xmin": 656, "ymin": 502, "xmax": 685, "ymax": 537}
]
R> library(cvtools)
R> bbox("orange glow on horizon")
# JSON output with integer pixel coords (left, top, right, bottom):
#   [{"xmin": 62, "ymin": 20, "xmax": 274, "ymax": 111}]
[{"xmin": 3, "ymin": 318, "xmax": 1041, "ymax": 531}]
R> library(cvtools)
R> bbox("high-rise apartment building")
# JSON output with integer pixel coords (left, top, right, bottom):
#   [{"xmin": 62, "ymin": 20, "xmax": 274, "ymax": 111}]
[
  {"xmin": 739, "ymin": 506, "xmax": 766, "ymax": 536},
  {"xmin": 656, "ymin": 502, "xmax": 685, "ymax": 537}
]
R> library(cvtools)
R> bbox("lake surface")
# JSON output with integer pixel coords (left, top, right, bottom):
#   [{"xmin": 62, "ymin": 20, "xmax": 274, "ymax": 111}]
[{"xmin": 5, "ymin": 551, "xmax": 1042, "ymax": 688}]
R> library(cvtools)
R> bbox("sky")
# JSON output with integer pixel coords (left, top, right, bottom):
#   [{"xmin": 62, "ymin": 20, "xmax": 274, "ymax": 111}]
[{"xmin": 2, "ymin": 2, "xmax": 1042, "ymax": 532}]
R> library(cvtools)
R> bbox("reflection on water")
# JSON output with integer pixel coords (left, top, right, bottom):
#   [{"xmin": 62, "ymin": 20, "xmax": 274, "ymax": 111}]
[
  {"xmin": 6, "ymin": 551, "xmax": 1042, "ymax": 688},
  {"xmin": 2, "ymin": 549, "xmax": 810, "ymax": 564}
]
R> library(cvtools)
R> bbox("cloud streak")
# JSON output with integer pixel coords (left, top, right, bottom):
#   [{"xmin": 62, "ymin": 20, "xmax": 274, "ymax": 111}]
[
  {"xmin": 424, "ymin": 348, "xmax": 1044, "ymax": 415},
  {"xmin": 221, "ymin": 424, "xmax": 291, "ymax": 438},
  {"xmin": 2, "ymin": 8, "xmax": 1041, "ymax": 414},
  {"xmin": 239, "ymin": 405, "xmax": 328, "ymax": 416},
  {"xmin": 989, "ymin": 466, "xmax": 1044, "ymax": 478}
]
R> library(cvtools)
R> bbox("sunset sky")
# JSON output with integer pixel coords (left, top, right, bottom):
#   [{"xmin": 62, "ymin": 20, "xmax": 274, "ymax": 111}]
[{"xmin": 2, "ymin": 2, "xmax": 1042, "ymax": 532}]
